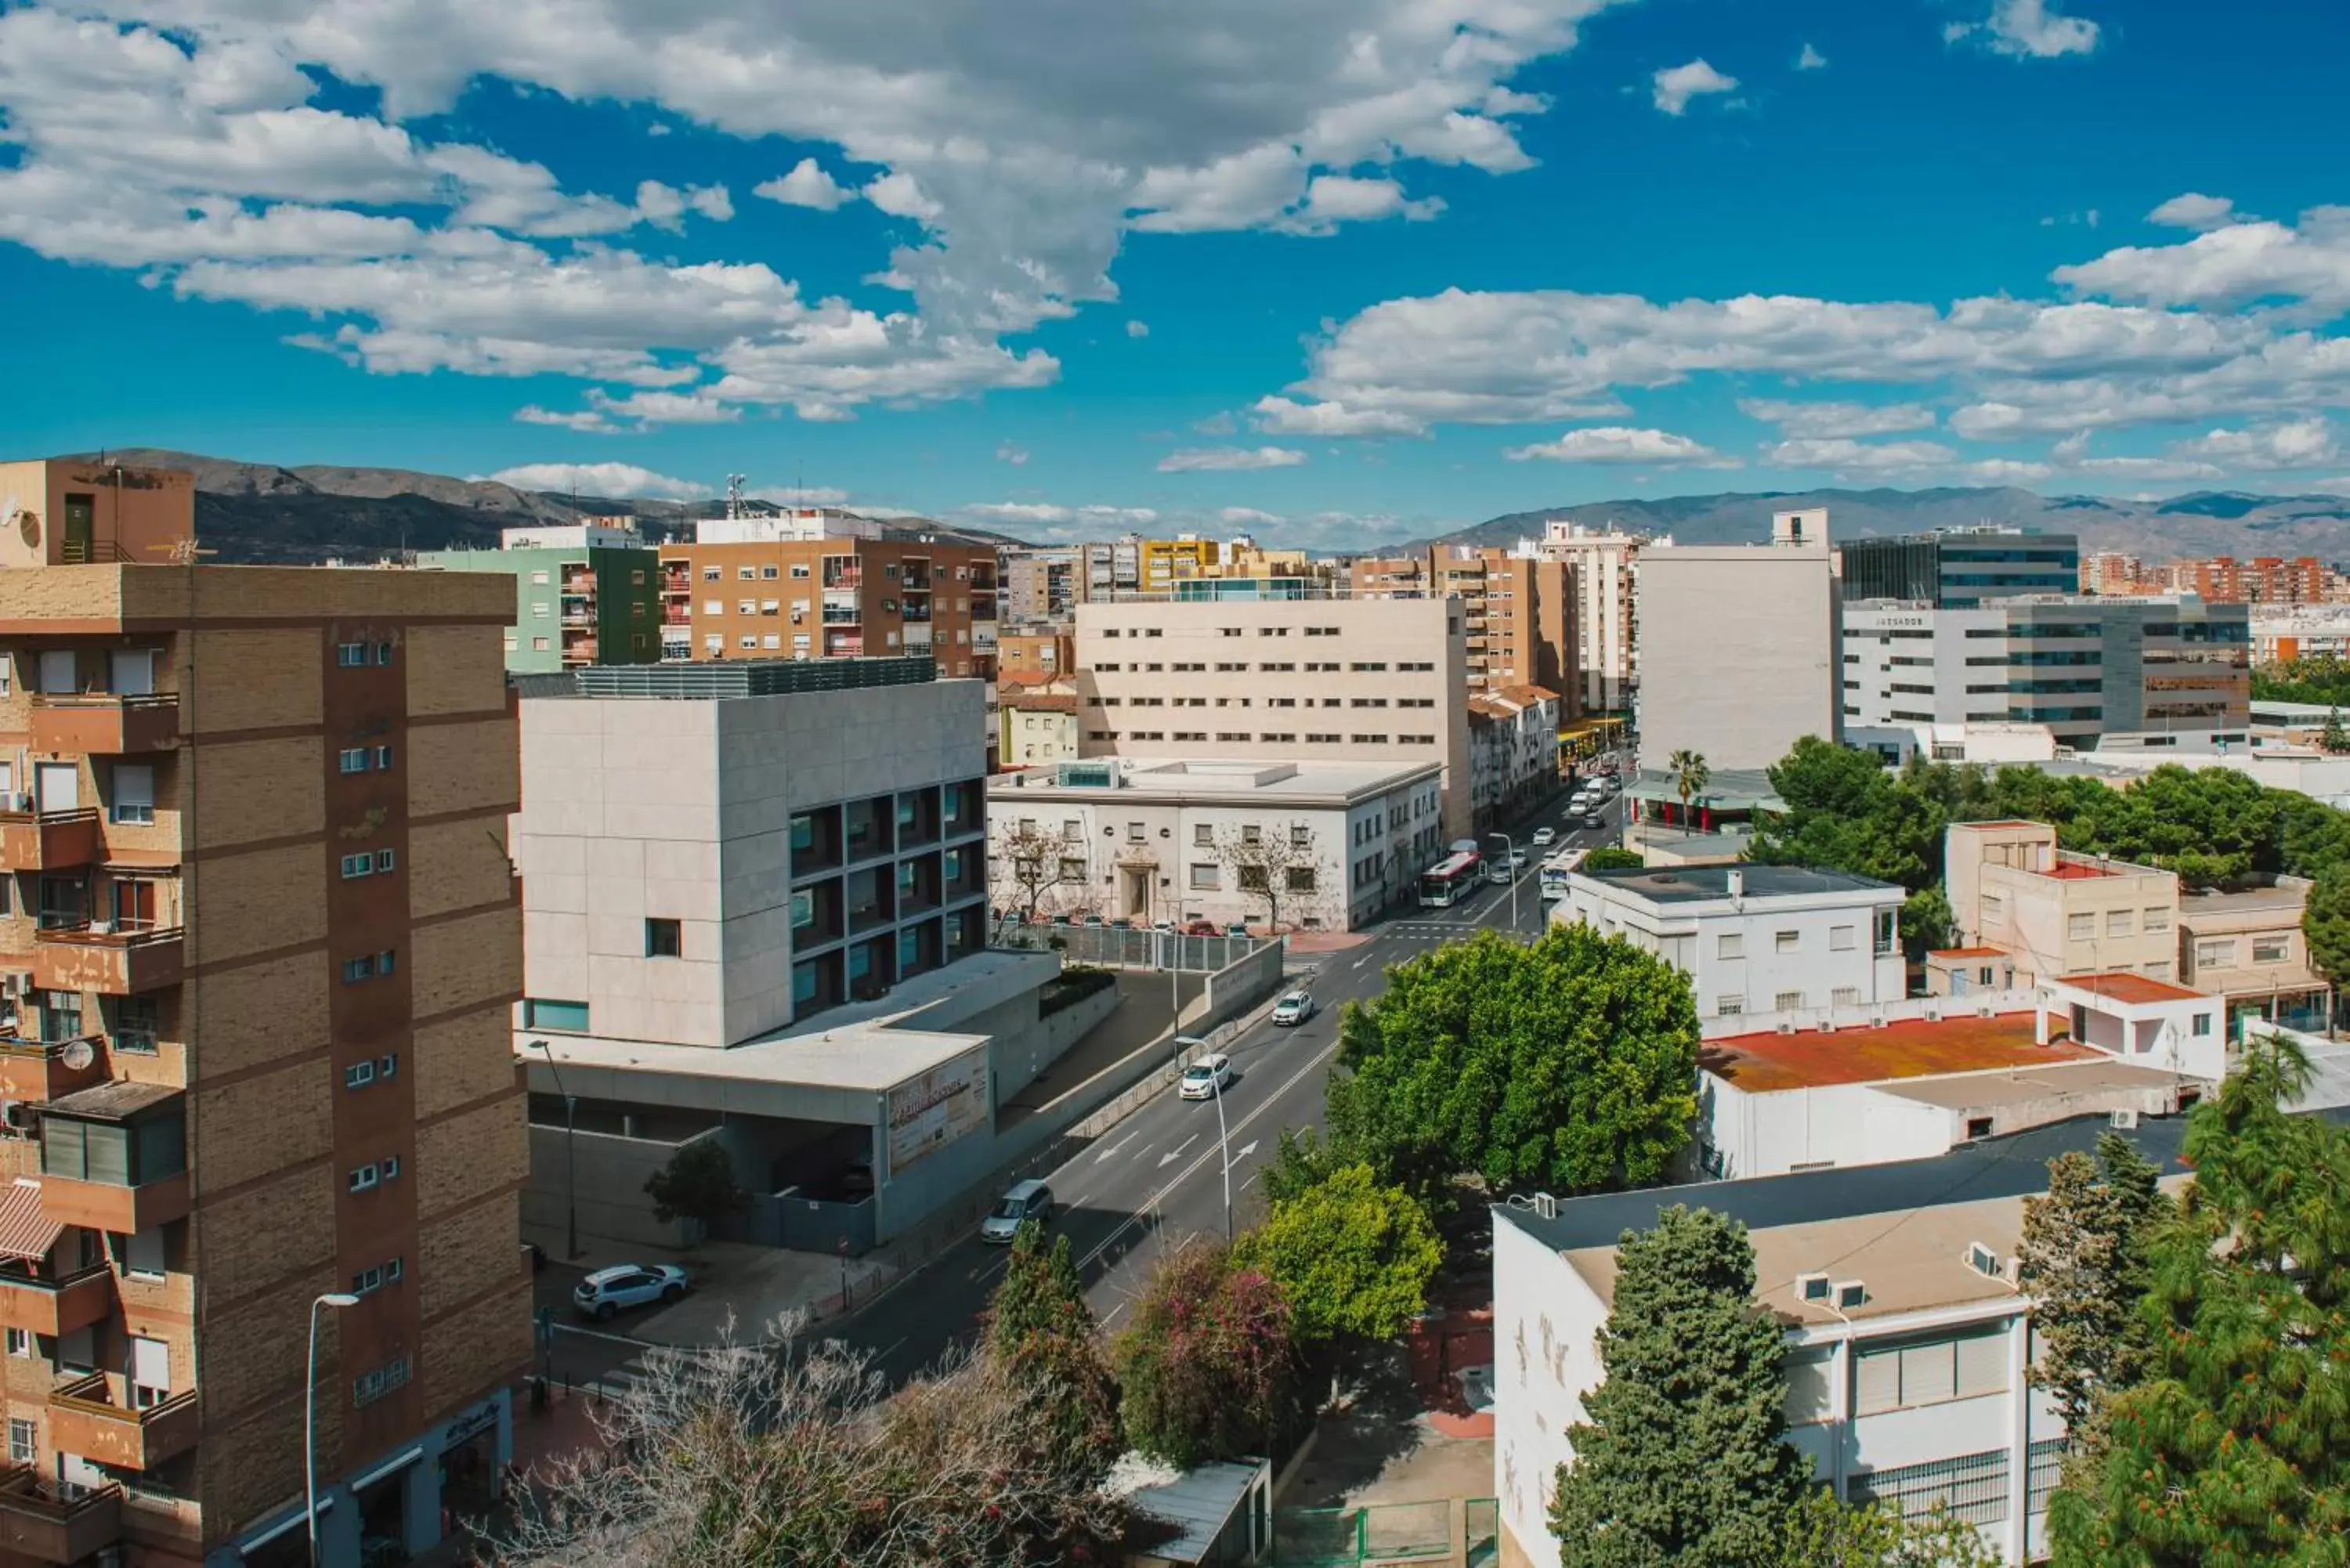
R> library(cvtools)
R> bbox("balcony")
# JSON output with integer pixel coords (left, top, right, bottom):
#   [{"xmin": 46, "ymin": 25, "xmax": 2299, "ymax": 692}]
[
  {"xmin": 0, "ymin": 1263, "xmax": 114, "ymax": 1338},
  {"xmin": 29, "ymin": 695, "xmax": 179, "ymax": 756},
  {"xmin": 0, "ymin": 1036, "xmax": 108, "ymax": 1106},
  {"xmin": 47, "ymin": 1375, "xmax": 198, "ymax": 1472},
  {"xmin": 663, "ymin": 608, "xmax": 692, "ymax": 627},
  {"xmin": 31, "ymin": 926, "xmax": 183, "ymax": 996},
  {"xmin": 0, "ymin": 1466, "xmax": 123, "ymax": 1564},
  {"xmin": 38, "ymin": 1168, "xmax": 189, "ymax": 1234},
  {"xmin": 0, "ymin": 810, "xmax": 99, "ymax": 873}
]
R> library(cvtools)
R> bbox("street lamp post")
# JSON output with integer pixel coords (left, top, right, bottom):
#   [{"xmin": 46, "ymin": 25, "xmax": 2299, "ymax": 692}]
[
  {"xmin": 1487, "ymin": 831, "xmax": 1519, "ymax": 934},
  {"xmin": 1209, "ymin": 1068, "xmax": 1234, "ymax": 1241},
  {"xmin": 530, "ymin": 1039, "xmax": 580, "ymax": 1260},
  {"xmin": 307, "ymin": 1291, "xmax": 361, "ymax": 1566}
]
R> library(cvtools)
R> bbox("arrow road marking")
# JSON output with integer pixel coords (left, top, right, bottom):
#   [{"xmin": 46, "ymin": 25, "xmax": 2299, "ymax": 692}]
[
  {"xmin": 1235, "ymin": 1140, "xmax": 1260, "ymax": 1161},
  {"xmin": 1094, "ymin": 1133, "xmax": 1140, "ymax": 1165},
  {"xmin": 1157, "ymin": 1133, "xmax": 1199, "ymax": 1169}
]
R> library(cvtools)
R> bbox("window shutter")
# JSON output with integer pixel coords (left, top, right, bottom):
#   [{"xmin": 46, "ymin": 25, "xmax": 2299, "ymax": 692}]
[
  {"xmin": 1853, "ymin": 1346, "xmax": 1902, "ymax": 1415},
  {"xmin": 1955, "ymin": 1328, "xmax": 2010, "ymax": 1398}
]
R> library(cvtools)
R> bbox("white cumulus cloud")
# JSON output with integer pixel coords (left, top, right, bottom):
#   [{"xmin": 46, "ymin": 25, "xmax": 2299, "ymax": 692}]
[
  {"xmin": 2147, "ymin": 193, "xmax": 2243, "ymax": 233},
  {"xmin": 1506, "ymin": 427, "xmax": 1737, "ymax": 466},
  {"xmin": 1947, "ymin": 0, "xmax": 2102, "ymax": 58},
  {"xmin": 1652, "ymin": 60, "xmax": 1738, "ymax": 116},
  {"xmin": 1220, "ymin": 507, "xmax": 1283, "ymax": 526},
  {"xmin": 1795, "ymin": 43, "xmax": 1828, "ymax": 70},
  {"xmin": 2173, "ymin": 417, "xmax": 2340, "ymax": 470},
  {"xmin": 1738, "ymin": 399, "xmax": 1939, "ymax": 439},
  {"xmin": 1126, "ymin": 320, "xmax": 1150, "ymax": 338},
  {"xmin": 1156, "ymin": 446, "xmax": 1310, "ymax": 472},
  {"xmin": 754, "ymin": 157, "xmax": 851, "ymax": 211},
  {"xmin": 489, "ymin": 462, "xmax": 707, "ymax": 499},
  {"xmin": 1764, "ymin": 438, "xmax": 1958, "ymax": 471}
]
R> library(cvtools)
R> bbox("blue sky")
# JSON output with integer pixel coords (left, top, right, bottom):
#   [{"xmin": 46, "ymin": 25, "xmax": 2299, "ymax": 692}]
[{"xmin": 2, "ymin": 0, "xmax": 2347, "ymax": 547}]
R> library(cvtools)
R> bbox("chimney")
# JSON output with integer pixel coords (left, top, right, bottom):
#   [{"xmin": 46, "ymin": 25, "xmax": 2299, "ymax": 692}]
[{"xmin": 1727, "ymin": 868, "xmax": 1744, "ymax": 900}]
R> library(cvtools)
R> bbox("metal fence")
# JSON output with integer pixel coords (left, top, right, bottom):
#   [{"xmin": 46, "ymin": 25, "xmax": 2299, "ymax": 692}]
[
  {"xmin": 1362, "ymin": 1500, "xmax": 1453, "ymax": 1562},
  {"xmin": 1274, "ymin": 1506, "xmax": 1363, "ymax": 1566},
  {"xmin": 992, "ymin": 923, "xmax": 1266, "ymax": 974},
  {"xmin": 1271, "ymin": 1499, "xmax": 1502, "ymax": 1566},
  {"xmin": 1464, "ymin": 1498, "xmax": 1499, "ymax": 1568}
]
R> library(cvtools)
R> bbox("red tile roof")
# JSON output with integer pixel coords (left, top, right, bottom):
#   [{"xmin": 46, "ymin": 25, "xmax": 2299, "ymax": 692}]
[
  {"xmin": 2044, "ymin": 861, "xmax": 2117, "ymax": 880},
  {"xmin": 1700, "ymin": 1012, "xmax": 2098, "ymax": 1093},
  {"xmin": 2062, "ymin": 971, "xmax": 2206, "ymax": 1005},
  {"xmin": 0, "ymin": 1179, "xmax": 60, "ymax": 1263},
  {"xmin": 1929, "ymin": 947, "xmax": 2009, "ymax": 959}
]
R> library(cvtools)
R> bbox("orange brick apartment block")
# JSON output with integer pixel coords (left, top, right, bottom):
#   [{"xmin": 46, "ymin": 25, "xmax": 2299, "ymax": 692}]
[
  {"xmin": 656, "ymin": 538, "xmax": 1001, "ymax": 678},
  {"xmin": 0, "ymin": 516, "xmax": 526, "ymax": 1563}
]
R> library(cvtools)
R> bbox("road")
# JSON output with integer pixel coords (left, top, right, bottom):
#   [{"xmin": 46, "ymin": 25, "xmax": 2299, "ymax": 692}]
[{"xmin": 540, "ymin": 778, "xmax": 1626, "ymax": 1389}]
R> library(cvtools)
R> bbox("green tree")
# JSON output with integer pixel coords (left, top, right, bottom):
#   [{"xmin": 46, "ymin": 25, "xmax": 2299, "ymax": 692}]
[
  {"xmin": 2050, "ymin": 1033, "xmax": 2350, "ymax": 1566},
  {"xmin": 1548, "ymin": 1206, "xmax": 1810, "ymax": 1567},
  {"xmin": 1232, "ymin": 1163, "xmax": 1443, "ymax": 1343},
  {"xmin": 1327, "ymin": 925, "xmax": 1699, "ymax": 1200},
  {"xmin": 2016, "ymin": 1133, "xmax": 2173, "ymax": 1441},
  {"xmin": 642, "ymin": 1139, "xmax": 750, "ymax": 1233},
  {"xmin": 1898, "ymin": 885, "xmax": 1953, "ymax": 959},
  {"xmin": 1777, "ymin": 1490, "xmax": 2004, "ymax": 1568},
  {"xmin": 1258, "ymin": 1125, "xmax": 1343, "ymax": 1206},
  {"xmin": 1582, "ymin": 846, "xmax": 1644, "ymax": 871},
  {"xmin": 985, "ymin": 1222, "xmax": 1121, "ymax": 1472},
  {"xmin": 2253, "ymin": 654, "xmax": 2350, "ymax": 707},
  {"xmin": 1752, "ymin": 735, "xmax": 1945, "ymax": 892},
  {"xmin": 1668, "ymin": 747, "xmax": 1711, "ymax": 830},
  {"xmin": 1111, "ymin": 1241, "xmax": 1302, "ymax": 1469},
  {"xmin": 2323, "ymin": 706, "xmax": 2350, "ymax": 755},
  {"xmin": 2304, "ymin": 863, "xmax": 2350, "ymax": 1002}
]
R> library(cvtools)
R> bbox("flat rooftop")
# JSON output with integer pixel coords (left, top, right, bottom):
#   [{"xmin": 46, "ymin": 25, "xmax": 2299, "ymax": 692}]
[
  {"xmin": 522, "ymin": 948, "xmax": 1054, "ymax": 1093},
  {"xmin": 564, "ymin": 656, "xmax": 937, "ymax": 699},
  {"xmin": 2180, "ymin": 882, "xmax": 2309, "ymax": 919},
  {"xmin": 1700, "ymin": 1012, "xmax": 2095, "ymax": 1093},
  {"xmin": 2062, "ymin": 970, "xmax": 2205, "ymax": 1006},
  {"xmin": 989, "ymin": 756, "xmax": 1440, "ymax": 801},
  {"xmin": 1880, "ymin": 1058, "xmax": 2183, "ymax": 1111},
  {"xmin": 1580, "ymin": 863, "xmax": 1902, "ymax": 905}
]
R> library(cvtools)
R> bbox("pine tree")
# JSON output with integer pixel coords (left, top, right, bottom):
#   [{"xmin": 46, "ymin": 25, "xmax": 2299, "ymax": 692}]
[
  {"xmin": 2323, "ymin": 706, "xmax": 2349, "ymax": 755},
  {"xmin": 2051, "ymin": 1033, "xmax": 2350, "ymax": 1565},
  {"xmin": 983, "ymin": 1221, "xmax": 1121, "ymax": 1472},
  {"xmin": 2016, "ymin": 1133, "xmax": 2173, "ymax": 1441},
  {"xmin": 1548, "ymin": 1206, "xmax": 1809, "ymax": 1567}
]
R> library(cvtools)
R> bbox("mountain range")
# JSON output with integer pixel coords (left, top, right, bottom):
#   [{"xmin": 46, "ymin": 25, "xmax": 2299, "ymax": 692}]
[
  {"xmin": 1429, "ymin": 486, "xmax": 2350, "ymax": 561},
  {"xmin": 63, "ymin": 449, "xmax": 1012, "ymax": 562}
]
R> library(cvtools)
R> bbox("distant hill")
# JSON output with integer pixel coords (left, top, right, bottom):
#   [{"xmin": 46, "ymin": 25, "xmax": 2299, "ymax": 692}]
[
  {"xmin": 61, "ymin": 448, "xmax": 1018, "ymax": 562},
  {"xmin": 1419, "ymin": 486, "xmax": 2350, "ymax": 561}
]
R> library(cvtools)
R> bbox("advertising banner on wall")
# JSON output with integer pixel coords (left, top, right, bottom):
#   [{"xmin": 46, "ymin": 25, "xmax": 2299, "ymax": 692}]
[{"xmin": 886, "ymin": 1048, "xmax": 989, "ymax": 1173}]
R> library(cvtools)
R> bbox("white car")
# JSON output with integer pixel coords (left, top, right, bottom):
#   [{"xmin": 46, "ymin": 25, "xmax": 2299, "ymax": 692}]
[
  {"xmin": 1508, "ymin": 851, "xmax": 1529, "ymax": 873},
  {"xmin": 573, "ymin": 1263, "xmax": 689, "ymax": 1321},
  {"xmin": 1271, "ymin": 991, "xmax": 1317, "ymax": 1027},
  {"xmin": 1531, "ymin": 826, "xmax": 1557, "ymax": 847},
  {"xmin": 1180, "ymin": 1053, "xmax": 1235, "ymax": 1098}
]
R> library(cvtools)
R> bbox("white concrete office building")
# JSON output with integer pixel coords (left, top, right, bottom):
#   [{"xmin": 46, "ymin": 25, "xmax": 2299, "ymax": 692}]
[
  {"xmin": 1553, "ymin": 862, "xmax": 1904, "ymax": 1029},
  {"xmin": 1635, "ymin": 508, "xmax": 1841, "ymax": 772},
  {"xmin": 988, "ymin": 757, "xmax": 1446, "ymax": 930},
  {"xmin": 1073, "ymin": 594, "xmax": 1473, "ymax": 839}
]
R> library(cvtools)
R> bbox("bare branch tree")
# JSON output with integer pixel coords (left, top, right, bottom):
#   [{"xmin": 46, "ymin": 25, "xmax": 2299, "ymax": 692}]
[
  {"xmin": 989, "ymin": 820, "xmax": 1090, "ymax": 925},
  {"xmin": 1207, "ymin": 822, "xmax": 1332, "ymax": 933},
  {"xmin": 490, "ymin": 1313, "xmax": 1153, "ymax": 1568}
]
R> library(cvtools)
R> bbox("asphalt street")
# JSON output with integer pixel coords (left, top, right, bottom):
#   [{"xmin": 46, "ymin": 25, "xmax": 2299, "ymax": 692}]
[{"xmin": 537, "ymin": 779, "xmax": 1626, "ymax": 1391}]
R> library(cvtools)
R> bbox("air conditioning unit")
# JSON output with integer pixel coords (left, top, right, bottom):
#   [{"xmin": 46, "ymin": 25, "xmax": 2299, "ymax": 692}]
[
  {"xmin": 1833, "ymin": 1281, "xmax": 1867, "ymax": 1311},
  {"xmin": 2004, "ymin": 1255, "xmax": 2024, "ymax": 1287},
  {"xmin": 2110, "ymin": 1107, "xmax": 2140, "ymax": 1130},
  {"xmin": 0, "ymin": 974, "xmax": 29, "ymax": 1000},
  {"xmin": 1976, "ymin": 1004, "xmax": 1995, "ymax": 1018},
  {"xmin": 1531, "ymin": 1192, "xmax": 1559, "ymax": 1220},
  {"xmin": 1776, "ymin": 1021, "xmax": 1798, "ymax": 1035},
  {"xmin": 1796, "ymin": 1272, "xmax": 1832, "ymax": 1303},
  {"xmin": 1922, "ymin": 1005, "xmax": 1942, "ymax": 1021},
  {"xmin": 1869, "ymin": 1015, "xmax": 1889, "ymax": 1029},
  {"xmin": 1965, "ymin": 1242, "xmax": 2000, "ymax": 1277}
]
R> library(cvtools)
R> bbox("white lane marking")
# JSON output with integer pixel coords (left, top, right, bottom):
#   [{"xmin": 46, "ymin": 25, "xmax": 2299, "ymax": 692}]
[
  {"xmin": 1157, "ymin": 1133, "xmax": 1200, "ymax": 1169},
  {"xmin": 1094, "ymin": 1133, "xmax": 1140, "ymax": 1165},
  {"xmin": 1234, "ymin": 1139, "xmax": 1260, "ymax": 1160},
  {"xmin": 1077, "ymin": 1035, "xmax": 1343, "ymax": 1273},
  {"xmin": 1101, "ymin": 1302, "xmax": 1129, "ymax": 1326}
]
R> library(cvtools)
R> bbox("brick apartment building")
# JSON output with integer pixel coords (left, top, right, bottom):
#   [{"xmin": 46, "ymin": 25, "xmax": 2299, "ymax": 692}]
[
  {"xmin": 658, "ymin": 540, "xmax": 1000, "ymax": 679},
  {"xmin": 0, "ymin": 460, "xmax": 526, "ymax": 1568},
  {"xmin": 1347, "ymin": 545, "xmax": 1574, "ymax": 698}
]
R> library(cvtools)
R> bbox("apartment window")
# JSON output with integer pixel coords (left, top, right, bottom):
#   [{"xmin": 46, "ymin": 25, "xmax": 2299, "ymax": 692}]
[
  {"xmin": 353, "ymin": 1264, "xmax": 385, "ymax": 1295},
  {"xmin": 110, "ymin": 764, "xmax": 154, "ymax": 826},
  {"xmin": 340, "ymin": 852, "xmax": 372, "ymax": 879},
  {"xmin": 378, "ymin": 1053, "xmax": 400, "ymax": 1078},
  {"xmin": 646, "ymin": 918, "xmax": 683, "ymax": 958},
  {"xmin": 1289, "ymin": 825, "xmax": 1311, "ymax": 849},
  {"xmin": 1775, "ymin": 930, "xmax": 1799, "ymax": 953},
  {"xmin": 703, "ymin": 635, "xmax": 722, "ymax": 653},
  {"xmin": 1058, "ymin": 857, "xmax": 1085, "ymax": 881},
  {"xmin": 345, "ymin": 1060, "xmax": 376, "ymax": 1089},
  {"xmin": 1829, "ymin": 925, "xmax": 1856, "ymax": 952},
  {"xmin": 1853, "ymin": 1329, "xmax": 2011, "ymax": 1415},
  {"xmin": 2195, "ymin": 938, "xmax": 2233, "ymax": 969},
  {"xmin": 790, "ymin": 563, "xmax": 811, "ymax": 578},
  {"xmin": 338, "ymin": 748, "xmax": 369, "ymax": 775},
  {"xmin": 1193, "ymin": 823, "xmax": 1214, "ymax": 847},
  {"xmin": 7, "ymin": 1419, "xmax": 32, "ymax": 1463},
  {"xmin": 381, "ymin": 1155, "xmax": 401, "ymax": 1180},
  {"xmin": 2246, "ymin": 935, "xmax": 2290, "ymax": 964},
  {"xmin": 1350, "ymin": 662, "xmax": 1388, "ymax": 672},
  {"xmin": 349, "ymin": 1163, "xmax": 380, "ymax": 1193},
  {"xmin": 335, "ymin": 642, "xmax": 368, "ymax": 667},
  {"xmin": 2067, "ymin": 912, "xmax": 2095, "ymax": 941},
  {"xmin": 1716, "ymin": 933, "xmax": 1744, "ymax": 959},
  {"xmin": 761, "ymin": 565, "xmax": 779, "ymax": 580},
  {"xmin": 1286, "ymin": 867, "xmax": 1315, "ymax": 893},
  {"xmin": 3, "ymin": 1330, "xmax": 31, "ymax": 1360},
  {"xmin": 341, "ymin": 955, "xmax": 378, "ymax": 984},
  {"xmin": 2193, "ymin": 1012, "xmax": 2214, "ymax": 1036},
  {"xmin": 1783, "ymin": 1346, "xmax": 1835, "ymax": 1426},
  {"xmin": 353, "ymin": 1356, "xmax": 411, "ymax": 1408},
  {"xmin": 535, "ymin": 638, "xmax": 552, "ymax": 652},
  {"xmin": 1775, "ymin": 990, "xmax": 1805, "ymax": 1011},
  {"xmin": 110, "ymin": 995, "xmax": 158, "ymax": 1056},
  {"xmin": 1716, "ymin": 996, "xmax": 1744, "ymax": 1017},
  {"xmin": 1242, "ymin": 824, "xmax": 1262, "ymax": 845},
  {"xmin": 375, "ymin": 849, "xmax": 396, "ymax": 873},
  {"xmin": 2143, "ymin": 906, "xmax": 2171, "ymax": 933},
  {"xmin": 1832, "ymin": 986, "xmax": 1861, "ymax": 1007},
  {"xmin": 532, "ymin": 602, "xmax": 551, "ymax": 620},
  {"xmin": 739, "ymin": 566, "xmax": 756, "ymax": 580},
  {"xmin": 2106, "ymin": 909, "xmax": 2135, "ymax": 938},
  {"xmin": 1189, "ymin": 864, "xmax": 1219, "ymax": 890}
]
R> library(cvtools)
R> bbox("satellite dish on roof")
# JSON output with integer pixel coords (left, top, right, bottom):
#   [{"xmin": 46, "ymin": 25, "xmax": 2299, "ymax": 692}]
[{"xmin": 60, "ymin": 1039, "xmax": 94, "ymax": 1071}]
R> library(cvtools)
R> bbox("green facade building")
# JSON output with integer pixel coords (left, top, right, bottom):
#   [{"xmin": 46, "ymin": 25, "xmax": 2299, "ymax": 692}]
[{"xmin": 419, "ymin": 539, "xmax": 663, "ymax": 674}]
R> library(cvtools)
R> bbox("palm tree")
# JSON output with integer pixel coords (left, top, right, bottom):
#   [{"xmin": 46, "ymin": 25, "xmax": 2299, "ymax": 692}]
[{"xmin": 1668, "ymin": 748, "xmax": 1710, "ymax": 833}]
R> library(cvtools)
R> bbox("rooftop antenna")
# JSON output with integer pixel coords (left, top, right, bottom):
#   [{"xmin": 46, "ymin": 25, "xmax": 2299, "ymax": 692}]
[{"xmin": 725, "ymin": 473, "xmax": 747, "ymax": 523}]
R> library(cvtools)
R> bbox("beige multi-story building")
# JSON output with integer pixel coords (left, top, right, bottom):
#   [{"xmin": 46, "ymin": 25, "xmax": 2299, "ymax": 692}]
[
  {"xmin": 1635, "ymin": 510, "xmax": 1839, "ymax": 772},
  {"xmin": 997, "ymin": 681, "xmax": 1082, "ymax": 768},
  {"xmin": 1943, "ymin": 821, "xmax": 2182, "ymax": 985},
  {"xmin": 656, "ymin": 538, "xmax": 1000, "ymax": 679},
  {"xmin": 1533, "ymin": 522, "xmax": 1654, "ymax": 715},
  {"xmin": 1466, "ymin": 685, "xmax": 1562, "ymax": 829},
  {"xmin": 1072, "ymin": 595, "xmax": 1472, "ymax": 839},
  {"xmin": 2177, "ymin": 878, "xmax": 2330, "ymax": 1039},
  {"xmin": 1347, "ymin": 547, "xmax": 1572, "ymax": 698},
  {"xmin": 0, "ymin": 466, "xmax": 526, "ymax": 1568}
]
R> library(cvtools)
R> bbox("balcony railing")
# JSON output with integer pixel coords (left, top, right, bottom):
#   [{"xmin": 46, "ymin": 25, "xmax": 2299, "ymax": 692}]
[
  {"xmin": 0, "ymin": 1263, "xmax": 114, "ymax": 1339},
  {"xmin": 0, "ymin": 1465, "xmax": 123, "ymax": 1564},
  {"xmin": 28, "ymin": 695, "xmax": 180, "ymax": 755},
  {"xmin": 0, "ymin": 809, "xmax": 99, "ymax": 873},
  {"xmin": 47, "ymin": 1375, "xmax": 198, "ymax": 1472},
  {"xmin": 31, "ymin": 926, "xmax": 183, "ymax": 996}
]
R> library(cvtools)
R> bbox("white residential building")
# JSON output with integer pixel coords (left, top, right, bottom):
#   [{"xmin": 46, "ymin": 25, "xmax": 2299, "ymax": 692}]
[
  {"xmin": 986, "ymin": 757, "xmax": 1445, "ymax": 930},
  {"xmin": 1529, "ymin": 521, "xmax": 1656, "ymax": 714},
  {"xmin": 694, "ymin": 506, "xmax": 888, "ymax": 544},
  {"xmin": 1496, "ymin": 1123, "xmax": 2124, "ymax": 1568},
  {"xmin": 1553, "ymin": 862, "xmax": 1904, "ymax": 1028},
  {"xmin": 1468, "ymin": 684, "xmax": 1562, "ymax": 829},
  {"xmin": 1635, "ymin": 508, "xmax": 1841, "ymax": 772},
  {"xmin": 500, "ymin": 520, "xmax": 645, "ymax": 550}
]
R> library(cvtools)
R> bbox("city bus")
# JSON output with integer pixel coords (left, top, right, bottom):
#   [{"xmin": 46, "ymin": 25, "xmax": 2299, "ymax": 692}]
[
  {"xmin": 1419, "ymin": 851, "xmax": 1483, "ymax": 908},
  {"xmin": 1538, "ymin": 847, "xmax": 1589, "ymax": 901}
]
